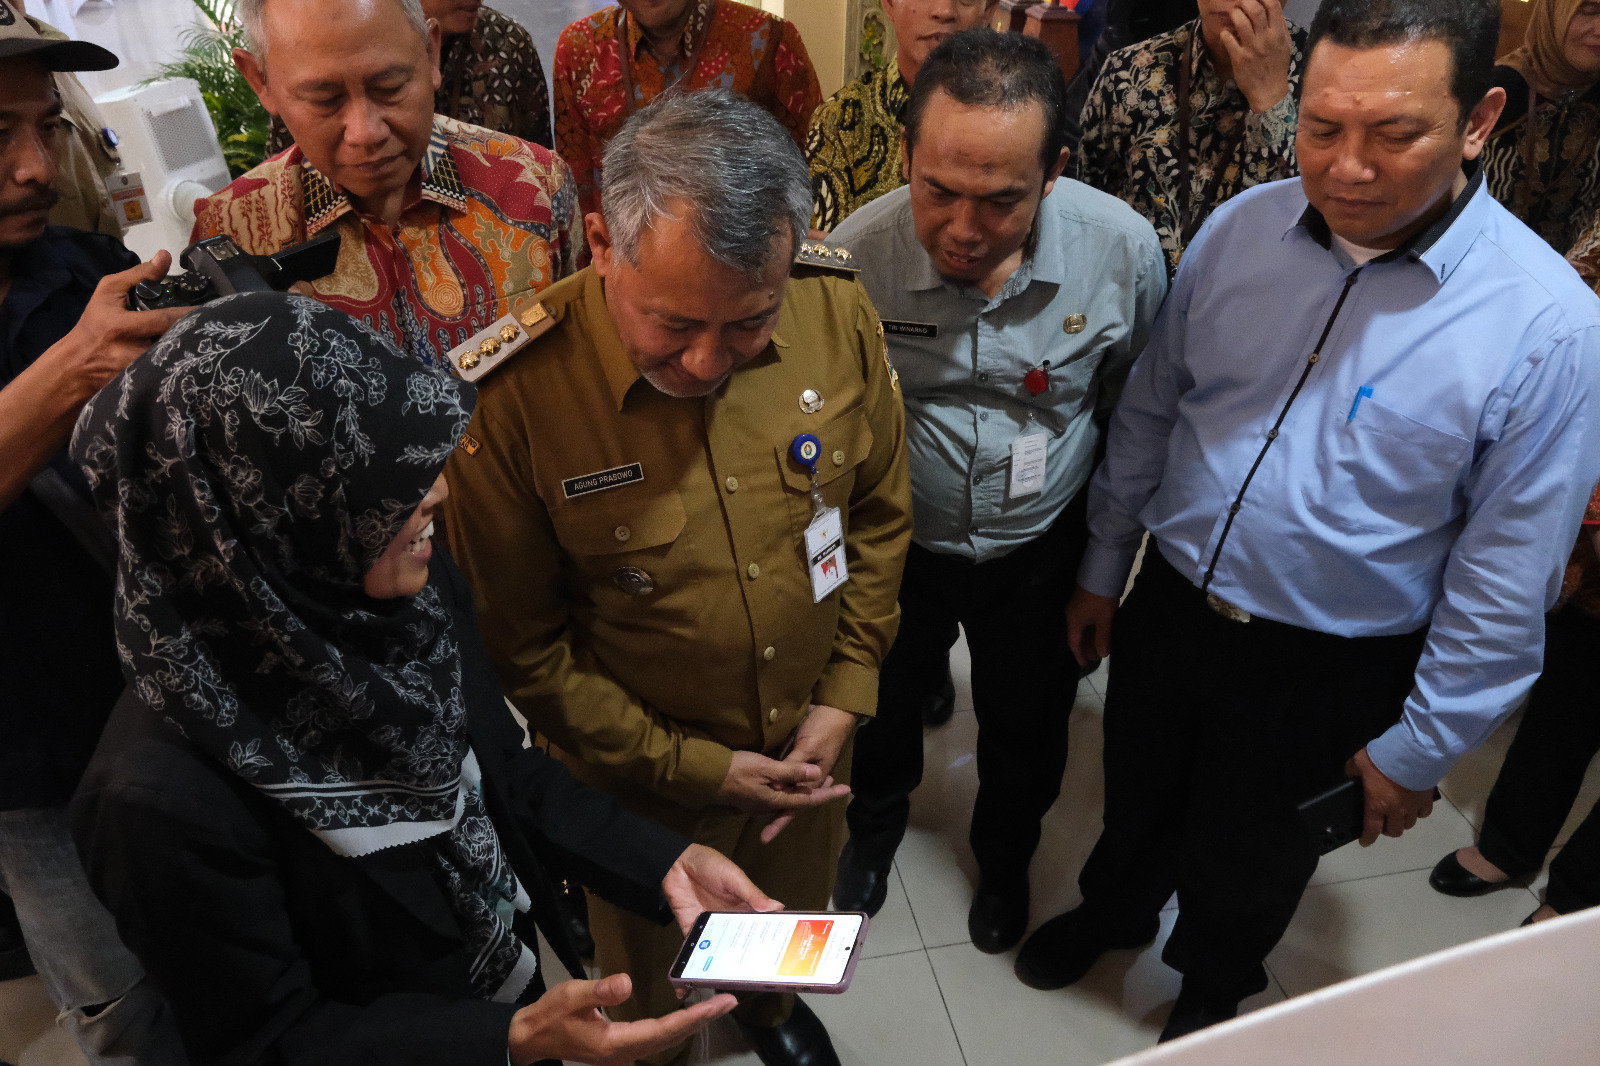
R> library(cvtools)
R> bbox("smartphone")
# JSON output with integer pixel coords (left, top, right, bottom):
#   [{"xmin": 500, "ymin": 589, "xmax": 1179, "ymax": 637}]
[
  {"xmin": 668, "ymin": 910, "xmax": 869, "ymax": 994},
  {"xmin": 1297, "ymin": 778, "xmax": 1365, "ymax": 855},
  {"xmin": 1297, "ymin": 779, "xmax": 1445, "ymax": 856}
]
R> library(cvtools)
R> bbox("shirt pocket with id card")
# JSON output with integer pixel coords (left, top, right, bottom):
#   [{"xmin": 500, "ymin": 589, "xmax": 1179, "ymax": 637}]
[{"xmin": 776, "ymin": 405, "xmax": 875, "ymax": 535}]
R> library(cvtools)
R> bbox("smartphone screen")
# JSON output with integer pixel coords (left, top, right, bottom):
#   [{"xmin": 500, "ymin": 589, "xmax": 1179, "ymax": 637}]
[{"xmin": 677, "ymin": 911, "xmax": 864, "ymax": 986}]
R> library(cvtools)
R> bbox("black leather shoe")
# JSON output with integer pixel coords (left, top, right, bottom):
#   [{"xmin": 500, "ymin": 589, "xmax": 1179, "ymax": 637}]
[
  {"xmin": 742, "ymin": 996, "xmax": 840, "ymax": 1066},
  {"xmin": 1158, "ymin": 973, "xmax": 1269, "ymax": 1043},
  {"xmin": 968, "ymin": 879, "xmax": 1029, "ymax": 954},
  {"xmin": 920, "ymin": 672, "xmax": 957, "ymax": 727},
  {"xmin": 833, "ymin": 840, "xmax": 892, "ymax": 916},
  {"xmin": 1429, "ymin": 851, "xmax": 1519, "ymax": 897},
  {"xmin": 1014, "ymin": 907, "xmax": 1160, "ymax": 989}
]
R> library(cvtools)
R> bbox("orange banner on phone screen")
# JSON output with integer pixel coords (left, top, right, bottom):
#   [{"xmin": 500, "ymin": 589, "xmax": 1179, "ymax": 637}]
[{"xmin": 776, "ymin": 919, "xmax": 834, "ymax": 977}]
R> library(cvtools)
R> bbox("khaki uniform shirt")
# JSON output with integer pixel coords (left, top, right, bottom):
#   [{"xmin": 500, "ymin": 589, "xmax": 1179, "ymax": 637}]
[
  {"xmin": 33, "ymin": 18, "xmax": 123, "ymax": 237},
  {"xmin": 444, "ymin": 263, "xmax": 911, "ymax": 813}
]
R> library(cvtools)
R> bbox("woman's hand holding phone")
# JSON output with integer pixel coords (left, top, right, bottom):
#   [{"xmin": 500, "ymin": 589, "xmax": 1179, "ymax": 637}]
[{"xmin": 662, "ymin": 843, "xmax": 784, "ymax": 935}]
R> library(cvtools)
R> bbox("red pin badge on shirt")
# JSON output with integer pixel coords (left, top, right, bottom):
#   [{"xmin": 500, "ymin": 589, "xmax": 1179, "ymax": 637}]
[{"xmin": 1024, "ymin": 361, "xmax": 1051, "ymax": 395}]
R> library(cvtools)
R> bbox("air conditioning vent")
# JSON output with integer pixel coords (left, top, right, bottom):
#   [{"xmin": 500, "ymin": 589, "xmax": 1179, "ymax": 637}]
[{"xmin": 144, "ymin": 98, "xmax": 219, "ymax": 173}]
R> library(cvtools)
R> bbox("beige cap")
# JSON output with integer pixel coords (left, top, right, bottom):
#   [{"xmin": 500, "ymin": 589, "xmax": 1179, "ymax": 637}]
[{"xmin": 0, "ymin": 1, "xmax": 117, "ymax": 71}]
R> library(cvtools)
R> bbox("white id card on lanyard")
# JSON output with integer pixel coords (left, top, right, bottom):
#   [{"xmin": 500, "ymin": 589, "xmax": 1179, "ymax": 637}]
[
  {"xmin": 1009, "ymin": 432, "xmax": 1048, "ymax": 498},
  {"xmin": 805, "ymin": 507, "xmax": 849, "ymax": 602}
]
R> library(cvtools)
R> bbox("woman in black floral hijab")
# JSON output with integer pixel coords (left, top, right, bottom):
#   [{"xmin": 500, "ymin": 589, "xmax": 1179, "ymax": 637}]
[{"xmin": 69, "ymin": 292, "xmax": 768, "ymax": 1065}]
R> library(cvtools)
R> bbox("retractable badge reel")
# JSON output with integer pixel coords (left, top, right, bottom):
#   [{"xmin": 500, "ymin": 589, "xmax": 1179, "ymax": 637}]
[{"xmin": 791, "ymin": 434, "xmax": 849, "ymax": 602}]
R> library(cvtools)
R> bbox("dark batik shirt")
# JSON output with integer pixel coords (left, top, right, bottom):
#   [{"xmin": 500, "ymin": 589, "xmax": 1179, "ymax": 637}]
[
  {"xmin": 805, "ymin": 55, "xmax": 910, "ymax": 232},
  {"xmin": 1483, "ymin": 65, "xmax": 1600, "ymax": 287},
  {"xmin": 1077, "ymin": 17, "xmax": 1306, "ymax": 276}
]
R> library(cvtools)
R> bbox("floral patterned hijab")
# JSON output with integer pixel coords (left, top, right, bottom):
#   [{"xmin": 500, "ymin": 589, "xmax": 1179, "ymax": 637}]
[
  {"xmin": 1503, "ymin": 0, "xmax": 1600, "ymax": 96},
  {"xmin": 72, "ymin": 292, "xmax": 537, "ymax": 1002}
]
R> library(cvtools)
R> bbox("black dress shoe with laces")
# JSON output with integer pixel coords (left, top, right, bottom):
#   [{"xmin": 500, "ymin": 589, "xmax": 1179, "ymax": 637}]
[
  {"xmin": 920, "ymin": 672, "xmax": 957, "ymax": 727},
  {"xmin": 1013, "ymin": 907, "xmax": 1160, "ymax": 989},
  {"xmin": 968, "ymin": 879, "xmax": 1029, "ymax": 954},
  {"xmin": 1158, "ymin": 972, "xmax": 1269, "ymax": 1043},
  {"xmin": 741, "ymin": 996, "xmax": 840, "ymax": 1066},
  {"xmin": 1428, "ymin": 851, "xmax": 1520, "ymax": 897},
  {"xmin": 833, "ymin": 840, "xmax": 892, "ymax": 916}
]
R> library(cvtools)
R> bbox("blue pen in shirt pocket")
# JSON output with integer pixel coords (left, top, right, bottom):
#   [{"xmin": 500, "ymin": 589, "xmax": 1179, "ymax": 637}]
[{"xmin": 1347, "ymin": 385, "xmax": 1374, "ymax": 422}]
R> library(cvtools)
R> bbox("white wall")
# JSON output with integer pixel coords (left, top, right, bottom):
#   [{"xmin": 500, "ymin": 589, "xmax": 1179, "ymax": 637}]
[{"xmin": 30, "ymin": 0, "xmax": 210, "ymax": 98}]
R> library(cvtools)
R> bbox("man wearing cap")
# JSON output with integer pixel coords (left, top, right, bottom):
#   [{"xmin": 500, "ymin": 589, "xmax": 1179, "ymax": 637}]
[
  {"xmin": 827, "ymin": 30, "xmax": 1165, "ymax": 947},
  {"xmin": 444, "ymin": 89, "xmax": 911, "ymax": 1066},
  {"xmin": 14, "ymin": 1, "xmax": 129, "ymax": 235},
  {"xmin": 0, "ymin": 6, "xmax": 189, "ymax": 1061},
  {"xmin": 192, "ymin": 0, "xmax": 578, "ymax": 370}
]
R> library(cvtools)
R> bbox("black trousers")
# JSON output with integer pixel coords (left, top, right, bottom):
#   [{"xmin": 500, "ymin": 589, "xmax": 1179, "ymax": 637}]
[
  {"xmin": 846, "ymin": 486, "xmax": 1089, "ymax": 886},
  {"xmin": 1078, "ymin": 546, "xmax": 1426, "ymax": 992},
  {"xmin": 1478, "ymin": 603, "xmax": 1600, "ymax": 915}
]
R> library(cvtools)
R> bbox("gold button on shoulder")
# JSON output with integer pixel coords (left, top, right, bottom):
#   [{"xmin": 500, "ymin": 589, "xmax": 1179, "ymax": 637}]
[
  {"xmin": 832, "ymin": 450, "xmax": 845, "ymax": 466},
  {"xmin": 614, "ymin": 525, "xmax": 631, "ymax": 543},
  {"xmin": 478, "ymin": 337, "xmax": 501, "ymax": 356},
  {"xmin": 768, "ymin": 707, "xmax": 779, "ymax": 722},
  {"xmin": 498, "ymin": 323, "xmax": 520, "ymax": 343},
  {"xmin": 725, "ymin": 476, "xmax": 739, "ymax": 493},
  {"xmin": 746, "ymin": 562, "xmax": 761, "ymax": 579},
  {"xmin": 763, "ymin": 646, "xmax": 776, "ymax": 661},
  {"xmin": 459, "ymin": 349, "xmax": 481, "ymax": 370}
]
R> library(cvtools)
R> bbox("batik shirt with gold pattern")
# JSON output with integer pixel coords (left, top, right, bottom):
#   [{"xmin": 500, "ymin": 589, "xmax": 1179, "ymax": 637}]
[
  {"xmin": 554, "ymin": 0, "xmax": 821, "ymax": 224},
  {"xmin": 192, "ymin": 116, "xmax": 578, "ymax": 369},
  {"xmin": 1078, "ymin": 18, "xmax": 1307, "ymax": 276},
  {"xmin": 805, "ymin": 56, "xmax": 910, "ymax": 232}
]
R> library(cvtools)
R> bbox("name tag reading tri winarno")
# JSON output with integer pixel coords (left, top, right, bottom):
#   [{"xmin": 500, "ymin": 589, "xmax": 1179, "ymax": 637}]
[{"xmin": 881, "ymin": 320, "xmax": 939, "ymax": 339}]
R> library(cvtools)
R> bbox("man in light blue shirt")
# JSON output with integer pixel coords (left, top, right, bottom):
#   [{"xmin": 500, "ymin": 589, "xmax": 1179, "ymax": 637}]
[
  {"xmin": 827, "ymin": 29, "xmax": 1166, "ymax": 952},
  {"xmin": 1015, "ymin": 0, "xmax": 1600, "ymax": 1042}
]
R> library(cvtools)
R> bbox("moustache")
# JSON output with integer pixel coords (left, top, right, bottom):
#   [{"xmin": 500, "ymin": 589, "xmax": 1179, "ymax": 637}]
[{"xmin": 1, "ymin": 187, "xmax": 61, "ymax": 219}]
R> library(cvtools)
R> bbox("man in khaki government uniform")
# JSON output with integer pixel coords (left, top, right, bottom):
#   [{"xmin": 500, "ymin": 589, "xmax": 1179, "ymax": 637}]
[
  {"xmin": 23, "ymin": 7, "xmax": 126, "ymax": 235},
  {"xmin": 444, "ymin": 88, "xmax": 911, "ymax": 1066}
]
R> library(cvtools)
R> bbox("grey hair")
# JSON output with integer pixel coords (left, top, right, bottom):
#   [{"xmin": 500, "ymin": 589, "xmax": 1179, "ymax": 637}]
[
  {"xmin": 236, "ymin": 0, "xmax": 429, "ymax": 59},
  {"xmin": 600, "ymin": 88, "xmax": 811, "ymax": 280}
]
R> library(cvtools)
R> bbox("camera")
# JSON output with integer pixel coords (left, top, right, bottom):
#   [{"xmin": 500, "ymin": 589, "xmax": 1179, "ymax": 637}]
[{"xmin": 127, "ymin": 231, "xmax": 342, "ymax": 311}]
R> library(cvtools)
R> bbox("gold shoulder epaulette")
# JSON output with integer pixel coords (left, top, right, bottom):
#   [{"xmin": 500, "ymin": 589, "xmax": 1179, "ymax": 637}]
[
  {"xmin": 794, "ymin": 240, "xmax": 860, "ymax": 275},
  {"xmin": 446, "ymin": 301, "xmax": 558, "ymax": 383}
]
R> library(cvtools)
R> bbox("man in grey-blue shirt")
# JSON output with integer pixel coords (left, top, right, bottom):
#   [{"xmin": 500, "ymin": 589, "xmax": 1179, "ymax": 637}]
[
  {"xmin": 1016, "ymin": 0, "xmax": 1600, "ymax": 1043},
  {"xmin": 827, "ymin": 29, "xmax": 1166, "ymax": 953}
]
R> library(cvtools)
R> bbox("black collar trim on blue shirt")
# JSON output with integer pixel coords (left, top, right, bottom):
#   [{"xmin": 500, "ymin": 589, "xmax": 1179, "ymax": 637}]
[{"xmin": 1295, "ymin": 161, "xmax": 1484, "ymax": 263}]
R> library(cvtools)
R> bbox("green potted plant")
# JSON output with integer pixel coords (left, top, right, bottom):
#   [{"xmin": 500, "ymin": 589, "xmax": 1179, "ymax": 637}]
[{"xmin": 149, "ymin": 0, "xmax": 270, "ymax": 177}]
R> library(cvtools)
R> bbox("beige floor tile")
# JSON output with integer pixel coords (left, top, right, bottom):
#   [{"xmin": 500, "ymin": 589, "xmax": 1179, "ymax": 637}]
[
  {"xmin": 1267, "ymin": 868, "xmax": 1540, "ymax": 997},
  {"xmin": 928, "ymin": 910, "xmax": 1284, "ymax": 1066},
  {"xmin": 1438, "ymin": 708, "xmax": 1519, "ymax": 829},
  {"xmin": 1306, "ymin": 795, "xmax": 1478, "ymax": 887},
  {"xmin": 896, "ymin": 684, "xmax": 1106, "ymax": 949},
  {"xmin": 690, "ymin": 952, "xmax": 963, "ymax": 1066},
  {"xmin": 853, "ymin": 866, "xmax": 922, "ymax": 960},
  {"xmin": 0, "ymin": 976, "xmax": 84, "ymax": 1066}
]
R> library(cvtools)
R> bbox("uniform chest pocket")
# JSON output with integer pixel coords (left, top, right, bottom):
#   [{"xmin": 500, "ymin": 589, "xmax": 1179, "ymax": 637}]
[
  {"xmin": 1304, "ymin": 398, "xmax": 1471, "ymax": 536},
  {"xmin": 776, "ymin": 405, "xmax": 875, "ymax": 535},
  {"xmin": 547, "ymin": 492, "xmax": 701, "ymax": 620}
]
